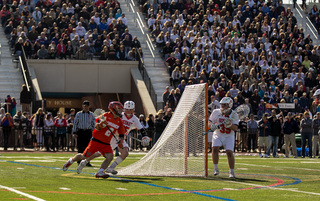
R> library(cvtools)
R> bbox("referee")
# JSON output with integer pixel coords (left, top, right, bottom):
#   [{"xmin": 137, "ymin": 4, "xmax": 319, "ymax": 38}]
[{"xmin": 73, "ymin": 100, "xmax": 96, "ymax": 166}]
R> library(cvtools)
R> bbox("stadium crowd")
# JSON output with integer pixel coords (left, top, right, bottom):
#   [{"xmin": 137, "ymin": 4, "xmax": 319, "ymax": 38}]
[
  {"xmin": 1, "ymin": 0, "xmax": 320, "ymax": 158},
  {"xmin": 1, "ymin": 0, "xmax": 143, "ymax": 60},
  {"xmin": 150, "ymin": 0, "xmax": 320, "ymax": 157}
]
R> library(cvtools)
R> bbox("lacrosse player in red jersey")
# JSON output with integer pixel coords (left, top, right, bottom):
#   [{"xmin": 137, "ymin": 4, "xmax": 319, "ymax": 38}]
[
  {"xmin": 106, "ymin": 100, "xmax": 146, "ymax": 175},
  {"xmin": 208, "ymin": 97, "xmax": 239, "ymax": 178},
  {"xmin": 62, "ymin": 101, "xmax": 126, "ymax": 178}
]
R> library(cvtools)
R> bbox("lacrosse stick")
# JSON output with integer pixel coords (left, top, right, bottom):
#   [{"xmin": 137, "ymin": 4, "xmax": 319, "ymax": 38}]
[
  {"xmin": 126, "ymin": 135, "xmax": 151, "ymax": 146},
  {"xmin": 124, "ymin": 124, "xmax": 151, "ymax": 146},
  {"xmin": 202, "ymin": 104, "xmax": 250, "ymax": 136}
]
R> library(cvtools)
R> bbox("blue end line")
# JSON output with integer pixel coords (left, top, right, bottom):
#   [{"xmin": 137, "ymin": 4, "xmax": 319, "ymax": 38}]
[{"xmin": 0, "ymin": 159, "xmax": 236, "ymax": 200}]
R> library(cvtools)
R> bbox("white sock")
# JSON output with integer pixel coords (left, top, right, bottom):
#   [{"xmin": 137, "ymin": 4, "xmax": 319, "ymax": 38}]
[
  {"xmin": 83, "ymin": 159, "xmax": 88, "ymax": 164},
  {"xmin": 98, "ymin": 168, "xmax": 104, "ymax": 173},
  {"xmin": 230, "ymin": 169, "xmax": 234, "ymax": 174},
  {"xmin": 214, "ymin": 164, "xmax": 218, "ymax": 170},
  {"xmin": 109, "ymin": 157, "xmax": 123, "ymax": 169}
]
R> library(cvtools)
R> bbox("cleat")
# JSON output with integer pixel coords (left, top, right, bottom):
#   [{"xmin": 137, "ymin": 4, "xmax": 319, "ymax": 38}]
[
  {"xmin": 213, "ymin": 169, "xmax": 219, "ymax": 176},
  {"xmin": 264, "ymin": 154, "xmax": 270, "ymax": 158},
  {"xmin": 77, "ymin": 159, "xmax": 88, "ymax": 174},
  {"xmin": 106, "ymin": 167, "xmax": 118, "ymax": 175},
  {"xmin": 95, "ymin": 172, "xmax": 109, "ymax": 178},
  {"xmin": 63, "ymin": 158, "xmax": 73, "ymax": 171},
  {"xmin": 229, "ymin": 173, "xmax": 236, "ymax": 178},
  {"xmin": 259, "ymin": 154, "xmax": 263, "ymax": 158}
]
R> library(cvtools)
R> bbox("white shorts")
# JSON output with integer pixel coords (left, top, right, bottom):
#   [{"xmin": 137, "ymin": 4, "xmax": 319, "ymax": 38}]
[
  {"xmin": 212, "ymin": 133, "xmax": 235, "ymax": 151},
  {"xmin": 110, "ymin": 137, "xmax": 129, "ymax": 150},
  {"xmin": 208, "ymin": 132, "xmax": 213, "ymax": 143}
]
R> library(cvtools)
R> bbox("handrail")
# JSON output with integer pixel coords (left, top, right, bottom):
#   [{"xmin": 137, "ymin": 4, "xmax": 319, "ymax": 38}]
[
  {"xmin": 136, "ymin": 49, "xmax": 158, "ymax": 110},
  {"xmin": 294, "ymin": 3, "xmax": 319, "ymax": 40},
  {"xmin": 18, "ymin": 57, "xmax": 30, "ymax": 91},
  {"xmin": 19, "ymin": 47, "xmax": 39, "ymax": 112},
  {"xmin": 306, "ymin": 17, "xmax": 319, "ymax": 40}
]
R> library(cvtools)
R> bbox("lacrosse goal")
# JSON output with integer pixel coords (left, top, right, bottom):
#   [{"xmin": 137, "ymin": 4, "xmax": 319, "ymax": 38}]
[{"xmin": 118, "ymin": 83, "xmax": 209, "ymax": 177}]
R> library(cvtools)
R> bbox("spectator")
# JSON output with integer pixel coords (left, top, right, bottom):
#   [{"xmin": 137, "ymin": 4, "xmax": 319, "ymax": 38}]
[
  {"xmin": 37, "ymin": 44, "xmax": 49, "ymax": 59},
  {"xmin": 283, "ymin": 112, "xmax": 299, "ymax": 158},
  {"xmin": 1, "ymin": 113, "xmax": 14, "ymax": 150},
  {"xmin": 267, "ymin": 110, "xmax": 282, "ymax": 158},
  {"xmin": 258, "ymin": 113, "xmax": 271, "ymax": 158},
  {"xmin": 13, "ymin": 111, "xmax": 26, "ymax": 151},
  {"xmin": 300, "ymin": 111, "xmax": 313, "ymax": 158},
  {"xmin": 44, "ymin": 113, "xmax": 54, "ymax": 152},
  {"xmin": 75, "ymin": 45, "xmax": 87, "ymax": 60},
  {"xmin": 154, "ymin": 109, "xmax": 166, "ymax": 146},
  {"xmin": 312, "ymin": 112, "xmax": 320, "ymax": 158},
  {"xmin": 54, "ymin": 112, "xmax": 67, "ymax": 151}
]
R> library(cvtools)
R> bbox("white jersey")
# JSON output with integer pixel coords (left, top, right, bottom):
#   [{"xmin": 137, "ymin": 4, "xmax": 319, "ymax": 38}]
[
  {"xmin": 209, "ymin": 109, "xmax": 239, "ymax": 135},
  {"xmin": 121, "ymin": 113, "xmax": 143, "ymax": 133},
  {"xmin": 111, "ymin": 113, "xmax": 143, "ymax": 149}
]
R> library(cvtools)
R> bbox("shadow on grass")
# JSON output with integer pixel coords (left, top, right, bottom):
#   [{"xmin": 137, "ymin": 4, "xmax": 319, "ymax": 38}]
[{"xmin": 111, "ymin": 176, "xmax": 164, "ymax": 184}]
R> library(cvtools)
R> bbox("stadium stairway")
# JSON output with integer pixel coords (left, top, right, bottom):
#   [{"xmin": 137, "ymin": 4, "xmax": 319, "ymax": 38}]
[
  {"xmin": 0, "ymin": 28, "xmax": 23, "ymax": 111},
  {"xmin": 119, "ymin": 0, "xmax": 170, "ymax": 110},
  {"xmin": 284, "ymin": 1, "xmax": 320, "ymax": 45}
]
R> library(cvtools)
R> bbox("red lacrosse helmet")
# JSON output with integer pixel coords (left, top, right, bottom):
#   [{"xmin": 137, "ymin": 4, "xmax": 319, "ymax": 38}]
[{"xmin": 108, "ymin": 101, "xmax": 124, "ymax": 117}]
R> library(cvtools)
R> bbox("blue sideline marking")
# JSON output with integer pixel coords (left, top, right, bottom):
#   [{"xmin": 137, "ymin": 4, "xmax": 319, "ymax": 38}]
[{"xmin": 0, "ymin": 159, "xmax": 236, "ymax": 200}]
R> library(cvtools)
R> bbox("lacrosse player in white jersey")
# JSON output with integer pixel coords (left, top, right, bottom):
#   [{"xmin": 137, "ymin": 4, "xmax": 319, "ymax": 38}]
[
  {"xmin": 208, "ymin": 97, "xmax": 239, "ymax": 178},
  {"xmin": 106, "ymin": 101, "xmax": 145, "ymax": 175}
]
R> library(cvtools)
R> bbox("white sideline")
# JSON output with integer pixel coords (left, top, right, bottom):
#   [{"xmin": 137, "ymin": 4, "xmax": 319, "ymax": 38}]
[{"xmin": 0, "ymin": 184, "xmax": 46, "ymax": 201}]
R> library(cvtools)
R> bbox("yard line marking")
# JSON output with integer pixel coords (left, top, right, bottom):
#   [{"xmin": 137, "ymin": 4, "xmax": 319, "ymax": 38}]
[
  {"xmin": 59, "ymin": 187, "xmax": 71, "ymax": 190},
  {"xmin": 116, "ymin": 188, "xmax": 127, "ymax": 191},
  {"xmin": 0, "ymin": 184, "xmax": 46, "ymax": 201}
]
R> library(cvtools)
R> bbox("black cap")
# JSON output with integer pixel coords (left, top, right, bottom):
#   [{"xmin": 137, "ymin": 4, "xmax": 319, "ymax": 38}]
[{"xmin": 83, "ymin": 100, "xmax": 90, "ymax": 106}]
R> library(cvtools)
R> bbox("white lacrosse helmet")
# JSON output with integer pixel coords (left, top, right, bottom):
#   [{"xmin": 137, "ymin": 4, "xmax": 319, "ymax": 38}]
[
  {"xmin": 220, "ymin": 97, "xmax": 233, "ymax": 114},
  {"xmin": 313, "ymin": 89, "xmax": 320, "ymax": 97},
  {"xmin": 141, "ymin": 136, "xmax": 151, "ymax": 146},
  {"xmin": 124, "ymin": 101, "xmax": 135, "ymax": 110}
]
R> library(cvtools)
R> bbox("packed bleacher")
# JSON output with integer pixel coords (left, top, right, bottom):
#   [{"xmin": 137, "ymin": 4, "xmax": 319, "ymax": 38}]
[
  {"xmin": 138, "ymin": 0, "xmax": 320, "ymax": 117},
  {"xmin": 0, "ymin": 0, "xmax": 142, "ymax": 60},
  {"xmin": 144, "ymin": 0, "xmax": 320, "ymax": 157}
]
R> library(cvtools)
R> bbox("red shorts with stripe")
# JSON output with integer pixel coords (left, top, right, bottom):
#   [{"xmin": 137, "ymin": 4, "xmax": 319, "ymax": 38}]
[{"xmin": 83, "ymin": 140, "xmax": 113, "ymax": 158}]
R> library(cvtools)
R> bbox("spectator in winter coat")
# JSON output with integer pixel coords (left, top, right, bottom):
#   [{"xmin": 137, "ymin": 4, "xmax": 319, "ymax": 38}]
[
  {"xmin": 300, "ymin": 112, "xmax": 313, "ymax": 158},
  {"xmin": 258, "ymin": 113, "xmax": 271, "ymax": 158},
  {"xmin": 283, "ymin": 112, "xmax": 299, "ymax": 158},
  {"xmin": 267, "ymin": 110, "xmax": 282, "ymax": 158},
  {"xmin": 312, "ymin": 112, "xmax": 320, "ymax": 158},
  {"xmin": 154, "ymin": 109, "xmax": 167, "ymax": 146}
]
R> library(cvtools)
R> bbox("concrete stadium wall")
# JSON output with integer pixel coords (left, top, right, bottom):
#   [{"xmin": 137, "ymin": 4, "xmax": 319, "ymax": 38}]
[
  {"xmin": 28, "ymin": 59, "xmax": 156, "ymax": 116},
  {"xmin": 28, "ymin": 60, "xmax": 138, "ymax": 93}
]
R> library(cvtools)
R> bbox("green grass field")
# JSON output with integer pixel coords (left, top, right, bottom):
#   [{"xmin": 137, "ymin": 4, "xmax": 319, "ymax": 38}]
[{"xmin": 1, "ymin": 152, "xmax": 320, "ymax": 201}]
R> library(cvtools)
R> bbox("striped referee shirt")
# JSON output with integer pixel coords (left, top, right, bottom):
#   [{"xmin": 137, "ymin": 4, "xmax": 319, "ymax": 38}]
[{"xmin": 72, "ymin": 111, "xmax": 96, "ymax": 133}]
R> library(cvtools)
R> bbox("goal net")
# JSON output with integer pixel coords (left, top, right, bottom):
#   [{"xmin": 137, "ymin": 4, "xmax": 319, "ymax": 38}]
[{"xmin": 118, "ymin": 83, "xmax": 208, "ymax": 177}]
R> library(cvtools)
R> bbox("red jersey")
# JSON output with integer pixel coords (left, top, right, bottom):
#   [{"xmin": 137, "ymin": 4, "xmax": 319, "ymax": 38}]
[{"xmin": 92, "ymin": 112, "xmax": 126, "ymax": 144}]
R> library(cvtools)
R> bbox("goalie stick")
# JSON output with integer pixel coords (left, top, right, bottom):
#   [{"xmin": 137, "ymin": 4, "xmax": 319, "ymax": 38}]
[{"xmin": 202, "ymin": 104, "xmax": 250, "ymax": 136}]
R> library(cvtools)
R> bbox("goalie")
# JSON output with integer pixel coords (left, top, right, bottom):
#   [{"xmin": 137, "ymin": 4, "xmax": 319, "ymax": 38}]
[{"xmin": 208, "ymin": 97, "xmax": 239, "ymax": 178}]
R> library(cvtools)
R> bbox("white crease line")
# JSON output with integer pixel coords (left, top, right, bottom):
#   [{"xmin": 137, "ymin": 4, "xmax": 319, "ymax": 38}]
[{"xmin": 0, "ymin": 184, "xmax": 46, "ymax": 201}]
